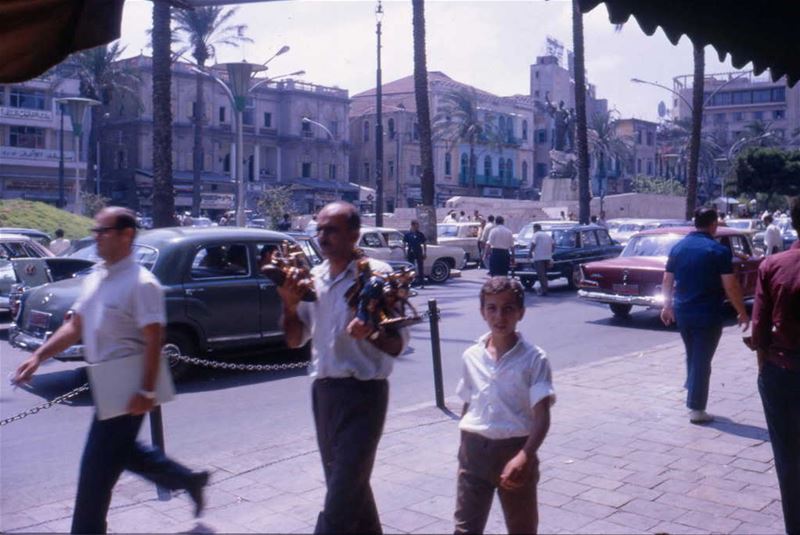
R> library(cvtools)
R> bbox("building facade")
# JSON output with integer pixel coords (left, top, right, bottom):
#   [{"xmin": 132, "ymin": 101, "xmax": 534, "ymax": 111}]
[
  {"xmin": 0, "ymin": 74, "xmax": 88, "ymax": 208},
  {"xmin": 349, "ymin": 72, "xmax": 537, "ymax": 210},
  {"xmin": 613, "ymin": 118, "xmax": 658, "ymax": 193},
  {"xmin": 102, "ymin": 55, "xmax": 352, "ymax": 217}
]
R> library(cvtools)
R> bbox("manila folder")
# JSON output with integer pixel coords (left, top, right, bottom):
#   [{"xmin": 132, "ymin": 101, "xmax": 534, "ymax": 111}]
[{"xmin": 87, "ymin": 355, "xmax": 175, "ymax": 420}]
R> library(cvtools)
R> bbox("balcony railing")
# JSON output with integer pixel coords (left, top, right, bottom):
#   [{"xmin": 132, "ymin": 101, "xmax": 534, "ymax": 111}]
[{"xmin": 459, "ymin": 174, "xmax": 521, "ymax": 188}]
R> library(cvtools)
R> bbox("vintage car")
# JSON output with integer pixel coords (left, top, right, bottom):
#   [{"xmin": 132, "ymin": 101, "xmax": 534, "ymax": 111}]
[
  {"xmin": 437, "ymin": 222, "xmax": 482, "ymax": 264},
  {"xmin": 358, "ymin": 226, "xmax": 466, "ymax": 283},
  {"xmin": 10, "ymin": 227, "xmax": 315, "ymax": 377},
  {"xmin": 753, "ymin": 218, "xmax": 798, "ymax": 252},
  {"xmin": 577, "ymin": 226, "xmax": 763, "ymax": 317},
  {"xmin": 0, "ymin": 233, "xmax": 54, "ymax": 311},
  {"xmin": 725, "ymin": 218, "xmax": 765, "ymax": 235},
  {"xmin": 512, "ymin": 223, "xmax": 623, "ymax": 290},
  {"xmin": 607, "ymin": 218, "xmax": 689, "ymax": 246},
  {"xmin": 0, "ymin": 228, "xmax": 52, "ymax": 248}
]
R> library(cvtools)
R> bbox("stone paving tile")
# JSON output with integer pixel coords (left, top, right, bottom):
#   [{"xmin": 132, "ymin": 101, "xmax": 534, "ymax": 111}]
[
  {"xmin": 574, "ymin": 518, "xmax": 642, "ymax": 534},
  {"xmin": 579, "ymin": 474, "xmax": 624, "ymax": 491},
  {"xmin": 381, "ymin": 508, "xmax": 442, "ymax": 533},
  {"xmin": 578, "ymin": 488, "xmax": 634, "ymax": 508},
  {"xmin": 687, "ymin": 484, "xmax": 774, "ymax": 511},
  {"xmin": 650, "ymin": 520, "xmax": 707, "ymax": 534},
  {"xmin": 614, "ymin": 483, "xmax": 663, "ymax": 502},
  {"xmin": 405, "ymin": 495, "xmax": 455, "ymax": 522},
  {"xmin": 620, "ymin": 497, "xmax": 687, "ymax": 522},
  {"xmin": 560, "ymin": 497, "xmax": 617, "ymax": 520},
  {"xmin": 731, "ymin": 522, "xmax": 784, "ymax": 535},
  {"xmin": 675, "ymin": 510, "xmax": 743, "ymax": 534},
  {"xmin": 605, "ymin": 510, "xmax": 660, "ymax": 531},
  {"xmin": 538, "ymin": 504, "xmax": 595, "ymax": 531},
  {"xmin": 731, "ymin": 457, "xmax": 773, "ymax": 473},
  {"xmin": 655, "ymin": 491, "xmax": 737, "ymax": 517}
]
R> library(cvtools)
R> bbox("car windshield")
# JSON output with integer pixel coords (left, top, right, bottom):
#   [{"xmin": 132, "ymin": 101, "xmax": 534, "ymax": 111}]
[
  {"xmin": 726, "ymin": 220, "xmax": 751, "ymax": 230},
  {"xmin": 518, "ymin": 224, "xmax": 534, "ymax": 241},
  {"xmin": 438, "ymin": 225, "xmax": 458, "ymax": 238},
  {"xmin": 618, "ymin": 223, "xmax": 644, "ymax": 233},
  {"xmin": 621, "ymin": 234, "xmax": 682, "ymax": 257},
  {"xmin": 69, "ymin": 244, "xmax": 159, "ymax": 270}
]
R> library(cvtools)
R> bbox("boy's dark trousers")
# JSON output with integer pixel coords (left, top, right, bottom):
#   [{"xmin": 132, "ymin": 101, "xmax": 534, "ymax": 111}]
[{"xmin": 454, "ymin": 431, "xmax": 538, "ymax": 534}]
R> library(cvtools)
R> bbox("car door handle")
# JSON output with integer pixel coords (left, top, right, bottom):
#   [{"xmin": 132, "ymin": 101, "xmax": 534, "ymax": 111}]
[
  {"xmin": 259, "ymin": 282, "xmax": 272, "ymax": 290},
  {"xmin": 185, "ymin": 288, "xmax": 204, "ymax": 296}
]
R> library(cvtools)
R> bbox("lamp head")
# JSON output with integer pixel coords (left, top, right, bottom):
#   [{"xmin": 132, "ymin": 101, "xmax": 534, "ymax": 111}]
[{"xmin": 375, "ymin": 0, "xmax": 384, "ymax": 22}]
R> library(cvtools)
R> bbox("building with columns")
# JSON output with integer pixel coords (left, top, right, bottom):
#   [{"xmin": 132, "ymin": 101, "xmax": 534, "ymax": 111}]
[{"xmin": 102, "ymin": 55, "xmax": 352, "ymax": 217}]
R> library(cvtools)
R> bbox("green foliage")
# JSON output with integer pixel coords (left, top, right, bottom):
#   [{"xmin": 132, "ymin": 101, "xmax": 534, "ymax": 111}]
[
  {"xmin": 0, "ymin": 201, "xmax": 94, "ymax": 239},
  {"xmin": 733, "ymin": 147, "xmax": 800, "ymax": 197},
  {"xmin": 256, "ymin": 187, "xmax": 293, "ymax": 230},
  {"xmin": 630, "ymin": 175, "xmax": 687, "ymax": 196},
  {"xmin": 80, "ymin": 193, "xmax": 110, "ymax": 218}
]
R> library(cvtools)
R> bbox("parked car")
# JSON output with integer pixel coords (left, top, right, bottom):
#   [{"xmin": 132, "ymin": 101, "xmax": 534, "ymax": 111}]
[
  {"xmin": 512, "ymin": 224, "xmax": 623, "ymax": 290},
  {"xmin": 577, "ymin": 226, "xmax": 763, "ymax": 317},
  {"xmin": 58, "ymin": 235, "xmax": 95, "ymax": 257},
  {"xmin": 607, "ymin": 219, "xmax": 688, "ymax": 246},
  {"xmin": 7, "ymin": 257, "xmax": 95, "ymax": 318},
  {"xmin": 288, "ymin": 232, "xmax": 415, "ymax": 274},
  {"xmin": 10, "ymin": 227, "xmax": 313, "ymax": 377},
  {"xmin": 753, "ymin": 218, "xmax": 798, "ymax": 252},
  {"xmin": 0, "ymin": 228, "xmax": 51, "ymax": 248},
  {"xmin": 437, "ymin": 222, "xmax": 482, "ymax": 265},
  {"xmin": 724, "ymin": 218, "xmax": 765, "ymax": 235},
  {"xmin": 357, "ymin": 226, "xmax": 466, "ymax": 283},
  {"xmin": 0, "ymin": 233, "xmax": 53, "ymax": 311}
]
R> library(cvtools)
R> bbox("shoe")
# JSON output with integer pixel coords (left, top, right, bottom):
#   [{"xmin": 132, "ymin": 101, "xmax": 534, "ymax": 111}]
[
  {"xmin": 689, "ymin": 410, "xmax": 714, "ymax": 424},
  {"xmin": 187, "ymin": 470, "xmax": 210, "ymax": 517}
]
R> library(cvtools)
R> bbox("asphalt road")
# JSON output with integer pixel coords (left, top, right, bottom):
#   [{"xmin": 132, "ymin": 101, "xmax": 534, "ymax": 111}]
[{"xmin": 0, "ymin": 268, "xmax": 727, "ymax": 513}]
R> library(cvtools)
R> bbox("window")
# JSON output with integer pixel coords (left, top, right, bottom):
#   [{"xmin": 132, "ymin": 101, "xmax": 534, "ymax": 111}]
[
  {"xmin": 444, "ymin": 153, "xmax": 452, "ymax": 176},
  {"xmin": 522, "ymin": 161, "xmax": 528, "ymax": 182},
  {"xmin": 498, "ymin": 158, "xmax": 505, "ymax": 179},
  {"xmin": 388, "ymin": 118, "xmax": 396, "ymax": 139},
  {"xmin": 535, "ymin": 163, "xmax": 548, "ymax": 179},
  {"xmin": 753, "ymin": 111, "xmax": 764, "ymax": 121},
  {"xmin": 301, "ymin": 119, "xmax": 312, "ymax": 137},
  {"xmin": 522, "ymin": 120, "xmax": 528, "ymax": 140},
  {"xmin": 773, "ymin": 109, "xmax": 785, "ymax": 120},
  {"xmin": 732, "ymin": 91, "xmax": 751, "ymax": 105},
  {"xmin": 116, "ymin": 150, "xmax": 125, "ymax": 170},
  {"xmin": 733, "ymin": 111, "xmax": 743, "ymax": 121},
  {"xmin": 637, "ymin": 159, "xmax": 642, "ymax": 173},
  {"xmin": 191, "ymin": 244, "xmax": 249, "ymax": 279},
  {"xmin": 714, "ymin": 113, "xmax": 725, "ymax": 124},
  {"xmin": 413, "ymin": 122, "xmax": 419, "ymax": 141},
  {"xmin": 330, "ymin": 120, "xmax": 339, "ymax": 138},
  {"xmin": 242, "ymin": 98, "xmax": 254, "ymax": 126},
  {"xmin": 499, "ymin": 116, "xmax": 506, "ymax": 134},
  {"xmin": 580, "ymin": 231, "xmax": 598, "ymax": 247},
  {"xmin": 223, "ymin": 153, "xmax": 231, "ymax": 172},
  {"xmin": 9, "ymin": 126, "xmax": 45, "ymax": 148},
  {"xmin": 506, "ymin": 158, "xmax": 513, "ymax": 179},
  {"xmin": 636, "ymin": 131, "xmax": 642, "ymax": 144},
  {"xmin": 329, "ymin": 164, "xmax": 336, "ymax": 180},
  {"xmin": 552, "ymin": 230, "xmax": 576, "ymax": 248},
  {"xmin": 10, "ymin": 89, "xmax": 46, "ymax": 110},
  {"xmin": 647, "ymin": 160, "xmax": 653, "ymax": 175},
  {"xmin": 360, "ymin": 233, "xmax": 382, "ymax": 247},
  {"xmin": 484, "ymin": 155, "xmax": 492, "ymax": 177},
  {"xmin": 646, "ymin": 131, "xmax": 654, "ymax": 146},
  {"xmin": 302, "ymin": 162, "xmax": 311, "ymax": 178},
  {"xmin": 263, "ymin": 112, "xmax": 272, "ymax": 128},
  {"xmin": 363, "ymin": 120, "xmax": 370, "ymax": 142},
  {"xmin": 460, "ymin": 153, "xmax": 469, "ymax": 177},
  {"xmin": 753, "ymin": 89, "xmax": 771, "ymax": 103},
  {"xmin": 388, "ymin": 160, "xmax": 395, "ymax": 178},
  {"xmin": 596, "ymin": 231, "xmax": 612, "ymax": 246},
  {"xmin": 364, "ymin": 162, "xmax": 370, "ymax": 180},
  {"xmin": 771, "ymin": 87, "xmax": 786, "ymax": 102},
  {"xmin": 385, "ymin": 232, "xmax": 404, "ymax": 248},
  {"xmin": 537, "ymin": 129, "xmax": 547, "ymax": 143},
  {"xmin": 219, "ymin": 106, "xmax": 226, "ymax": 122}
]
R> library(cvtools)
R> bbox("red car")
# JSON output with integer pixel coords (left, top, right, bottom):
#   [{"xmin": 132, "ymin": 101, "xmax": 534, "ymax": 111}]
[{"xmin": 577, "ymin": 227, "xmax": 763, "ymax": 317}]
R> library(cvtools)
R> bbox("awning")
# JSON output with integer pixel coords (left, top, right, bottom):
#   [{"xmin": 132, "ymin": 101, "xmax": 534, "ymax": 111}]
[
  {"xmin": 577, "ymin": 0, "xmax": 800, "ymax": 86},
  {"xmin": 0, "ymin": 0, "xmax": 125, "ymax": 83}
]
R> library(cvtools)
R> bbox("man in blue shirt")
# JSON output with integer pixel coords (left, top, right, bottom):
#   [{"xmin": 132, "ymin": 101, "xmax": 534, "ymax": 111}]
[
  {"xmin": 661, "ymin": 207, "xmax": 749, "ymax": 424},
  {"xmin": 403, "ymin": 220, "xmax": 427, "ymax": 287}
]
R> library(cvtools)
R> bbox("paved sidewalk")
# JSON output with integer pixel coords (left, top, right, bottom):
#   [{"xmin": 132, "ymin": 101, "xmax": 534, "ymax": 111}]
[{"xmin": 4, "ymin": 331, "xmax": 785, "ymax": 534}]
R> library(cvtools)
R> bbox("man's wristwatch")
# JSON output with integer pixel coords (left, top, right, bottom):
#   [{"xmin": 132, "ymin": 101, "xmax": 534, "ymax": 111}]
[{"xmin": 138, "ymin": 389, "xmax": 156, "ymax": 400}]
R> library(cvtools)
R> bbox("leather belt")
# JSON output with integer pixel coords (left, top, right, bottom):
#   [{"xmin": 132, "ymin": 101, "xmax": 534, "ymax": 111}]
[{"xmin": 766, "ymin": 351, "xmax": 800, "ymax": 372}]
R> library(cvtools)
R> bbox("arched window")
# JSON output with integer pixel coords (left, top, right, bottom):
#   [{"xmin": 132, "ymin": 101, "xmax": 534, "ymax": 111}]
[
  {"xmin": 461, "ymin": 153, "xmax": 469, "ymax": 178},
  {"xmin": 506, "ymin": 158, "xmax": 513, "ymax": 179},
  {"xmin": 445, "ymin": 153, "xmax": 452, "ymax": 176},
  {"xmin": 484, "ymin": 155, "xmax": 492, "ymax": 177},
  {"xmin": 363, "ymin": 120, "xmax": 370, "ymax": 142},
  {"xmin": 522, "ymin": 161, "xmax": 528, "ymax": 182},
  {"xmin": 388, "ymin": 118, "xmax": 396, "ymax": 139},
  {"xmin": 522, "ymin": 120, "xmax": 528, "ymax": 140},
  {"xmin": 498, "ymin": 158, "xmax": 505, "ymax": 179},
  {"xmin": 498, "ymin": 116, "xmax": 506, "ymax": 134}
]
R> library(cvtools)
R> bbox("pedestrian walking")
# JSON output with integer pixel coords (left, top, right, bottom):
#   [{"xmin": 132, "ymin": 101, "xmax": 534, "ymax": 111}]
[
  {"xmin": 529, "ymin": 224, "xmax": 554, "ymax": 296},
  {"xmin": 473, "ymin": 210, "xmax": 485, "ymax": 225},
  {"xmin": 764, "ymin": 214, "xmax": 783, "ymax": 255},
  {"xmin": 486, "ymin": 216, "xmax": 514, "ymax": 277},
  {"xmin": 479, "ymin": 215, "xmax": 496, "ymax": 268},
  {"xmin": 459, "ymin": 210, "xmax": 469, "ymax": 222},
  {"xmin": 276, "ymin": 213, "xmax": 292, "ymax": 231},
  {"xmin": 660, "ymin": 207, "xmax": 750, "ymax": 424},
  {"xmin": 13, "ymin": 207, "xmax": 208, "ymax": 534},
  {"xmin": 454, "ymin": 277, "xmax": 554, "ymax": 534},
  {"xmin": 403, "ymin": 220, "xmax": 427, "ymax": 288},
  {"xmin": 49, "ymin": 228, "xmax": 71, "ymax": 255},
  {"xmin": 750, "ymin": 197, "xmax": 800, "ymax": 535},
  {"xmin": 596, "ymin": 211, "xmax": 608, "ymax": 229},
  {"xmin": 278, "ymin": 201, "xmax": 410, "ymax": 534}
]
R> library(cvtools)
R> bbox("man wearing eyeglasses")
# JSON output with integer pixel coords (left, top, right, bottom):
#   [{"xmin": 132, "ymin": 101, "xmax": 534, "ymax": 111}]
[{"xmin": 14, "ymin": 207, "xmax": 208, "ymax": 534}]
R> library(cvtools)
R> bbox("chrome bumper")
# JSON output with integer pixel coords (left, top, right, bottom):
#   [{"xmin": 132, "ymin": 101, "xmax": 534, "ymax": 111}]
[
  {"xmin": 8, "ymin": 326, "xmax": 85, "ymax": 360},
  {"xmin": 577, "ymin": 289, "xmax": 663, "ymax": 308}
]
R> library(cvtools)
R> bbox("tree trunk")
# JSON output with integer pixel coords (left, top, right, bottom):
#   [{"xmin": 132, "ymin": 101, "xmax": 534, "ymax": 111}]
[
  {"xmin": 87, "ymin": 106, "xmax": 98, "ymax": 196},
  {"xmin": 192, "ymin": 68, "xmax": 204, "ymax": 217},
  {"xmin": 572, "ymin": 0, "xmax": 591, "ymax": 224},
  {"xmin": 152, "ymin": 0, "xmax": 175, "ymax": 228},
  {"xmin": 686, "ymin": 42, "xmax": 705, "ymax": 220},
  {"xmin": 412, "ymin": 0, "xmax": 437, "ymax": 244},
  {"xmin": 469, "ymin": 143, "xmax": 475, "ymax": 192}
]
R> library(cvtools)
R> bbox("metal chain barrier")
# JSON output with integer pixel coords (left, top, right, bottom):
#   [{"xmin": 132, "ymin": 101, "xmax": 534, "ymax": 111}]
[
  {"xmin": 0, "ymin": 383, "xmax": 89, "ymax": 427},
  {"xmin": 173, "ymin": 354, "xmax": 309, "ymax": 372}
]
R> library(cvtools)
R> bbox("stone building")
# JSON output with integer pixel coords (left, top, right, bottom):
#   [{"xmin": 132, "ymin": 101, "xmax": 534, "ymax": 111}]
[
  {"xmin": 0, "ymin": 73, "xmax": 88, "ymax": 208},
  {"xmin": 613, "ymin": 118, "xmax": 658, "ymax": 193},
  {"xmin": 102, "ymin": 55, "xmax": 352, "ymax": 217},
  {"xmin": 349, "ymin": 72, "xmax": 537, "ymax": 210}
]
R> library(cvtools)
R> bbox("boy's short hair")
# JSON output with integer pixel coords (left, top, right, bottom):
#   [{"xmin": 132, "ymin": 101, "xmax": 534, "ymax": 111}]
[
  {"xmin": 496, "ymin": 216, "xmax": 505, "ymax": 225},
  {"xmin": 694, "ymin": 207, "xmax": 718, "ymax": 229},
  {"xmin": 480, "ymin": 276, "xmax": 525, "ymax": 309}
]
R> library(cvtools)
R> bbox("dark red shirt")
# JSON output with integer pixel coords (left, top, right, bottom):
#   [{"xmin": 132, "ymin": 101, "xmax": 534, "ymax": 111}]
[{"xmin": 752, "ymin": 241, "xmax": 800, "ymax": 357}]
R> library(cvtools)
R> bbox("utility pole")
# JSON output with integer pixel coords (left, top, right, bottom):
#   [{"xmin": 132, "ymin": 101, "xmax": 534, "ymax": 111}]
[{"xmin": 375, "ymin": 0, "xmax": 384, "ymax": 226}]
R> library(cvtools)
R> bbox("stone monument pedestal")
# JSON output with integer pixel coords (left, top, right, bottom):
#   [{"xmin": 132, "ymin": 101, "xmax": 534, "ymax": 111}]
[{"xmin": 540, "ymin": 177, "xmax": 579, "ymax": 202}]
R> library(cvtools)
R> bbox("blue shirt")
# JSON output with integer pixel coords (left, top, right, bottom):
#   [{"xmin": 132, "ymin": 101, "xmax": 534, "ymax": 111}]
[
  {"xmin": 665, "ymin": 231, "xmax": 733, "ymax": 326},
  {"xmin": 403, "ymin": 230, "xmax": 426, "ymax": 257}
]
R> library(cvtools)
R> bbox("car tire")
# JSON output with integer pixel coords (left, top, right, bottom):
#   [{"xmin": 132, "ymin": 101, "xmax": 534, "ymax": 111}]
[
  {"xmin": 161, "ymin": 329, "xmax": 196, "ymax": 381},
  {"xmin": 429, "ymin": 259, "xmax": 451, "ymax": 284},
  {"xmin": 610, "ymin": 303, "xmax": 633, "ymax": 318},
  {"xmin": 521, "ymin": 277, "xmax": 535, "ymax": 291},
  {"xmin": 566, "ymin": 264, "xmax": 582, "ymax": 290}
]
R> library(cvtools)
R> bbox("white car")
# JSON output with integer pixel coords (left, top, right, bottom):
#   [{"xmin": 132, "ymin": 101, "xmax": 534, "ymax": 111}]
[
  {"xmin": 437, "ymin": 222, "xmax": 482, "ymax": 264},
  {"xmin": 358, "ymin": 227, "xmax": 466, "ymax": 283}
]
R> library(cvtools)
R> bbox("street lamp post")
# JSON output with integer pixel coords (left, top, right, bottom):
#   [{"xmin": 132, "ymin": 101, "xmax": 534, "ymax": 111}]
[
  {"xmin": 56, "ymin": 97, "xmax": 100, "ymax": 214},
  {"xmin": 302, "ymin": 117, "xmax": 339, "ymax": 200},
  {"xmin": 58, "ymin": 102, "xmax": 65, "ymax": 208},
  {"xmin": 375, "ymin": 0, "xmax": 385, "ymax": 226}
]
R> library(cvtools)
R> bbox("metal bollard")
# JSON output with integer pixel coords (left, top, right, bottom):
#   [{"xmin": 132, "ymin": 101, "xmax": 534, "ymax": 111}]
[
  {"xmin": 428, "ymin": 299, "xmax": 445, "ymax": 409},
  {"xmin": 149, "ymin": 408, "xmax": 171, "ymax": 501}
]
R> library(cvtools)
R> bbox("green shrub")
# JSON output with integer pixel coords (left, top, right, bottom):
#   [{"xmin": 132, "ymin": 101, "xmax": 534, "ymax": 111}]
[{"xmin": 0, "ymin": 200, "xmax": 94, "ymax": 240}]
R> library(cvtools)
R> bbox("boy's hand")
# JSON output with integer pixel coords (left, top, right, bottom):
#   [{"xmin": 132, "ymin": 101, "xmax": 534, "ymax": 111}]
[{"xmin": 499, "ymin": 450, "xmax": 538, "ymax": 491}]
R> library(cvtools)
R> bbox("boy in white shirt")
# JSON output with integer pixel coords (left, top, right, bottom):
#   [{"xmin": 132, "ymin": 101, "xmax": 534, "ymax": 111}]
[{"xmin": 454, "ymin": 277, "xmax": 555, "ymax": 534}]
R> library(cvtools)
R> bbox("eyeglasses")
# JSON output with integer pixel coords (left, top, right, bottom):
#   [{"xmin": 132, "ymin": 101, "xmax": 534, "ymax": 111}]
[{"xmin": 91, "ymin": 226, "xmax": 118, "ymax": 235}]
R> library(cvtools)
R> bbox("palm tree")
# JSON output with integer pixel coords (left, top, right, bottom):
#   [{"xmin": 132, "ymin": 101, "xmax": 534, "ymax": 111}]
[
  {"xmin": 740, "ymin": 120, "xmax": 781, "ymax": 148},
  {"xmin": 572, "ymin": 0, "xmax": 590, "ymax": 224},
  {"xmin": 173, "ymin": 7, "xmax": 252, "ymax": 217},
  {"xmin": 412, "ymin": 0, "xmax": 437, "ymax": 243},
  {"xmin": 659, "ymin": 118, "xmax": 721, "ymax": 182},
  {"xmin": 151, "ymin": 0, "xmax": 174, "ymax": 228},
  {"xmin": 70, "ymin": 42, "xmax": 139, "ymax": 198},
  {"xmin": 685, "ymin": 42, "xmax": 705, "ymax": 220},
  {"xmin": 587, "ymin": 111, "xmax": 632, "ymax": 193},
  {"xmin": 432, "ymin": 88, "xmax": 499, "ymax": 192}
]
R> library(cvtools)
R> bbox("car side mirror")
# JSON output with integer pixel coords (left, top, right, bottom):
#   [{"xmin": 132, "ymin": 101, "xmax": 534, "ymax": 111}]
[{"xmin": 753, "ymin": 247, "xmax": 765, "ymax": 257}]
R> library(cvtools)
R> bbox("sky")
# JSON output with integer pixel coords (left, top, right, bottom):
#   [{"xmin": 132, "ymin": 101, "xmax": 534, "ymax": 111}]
[{"xmin": 118, "ymin": 0, "xmax": 753, "ymax": 122}]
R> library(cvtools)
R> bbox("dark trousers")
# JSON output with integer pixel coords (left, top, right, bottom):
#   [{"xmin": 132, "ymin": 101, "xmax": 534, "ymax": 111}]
[
  {"xmin": 758, "ymin": 362, "xmax": 800, "ymax": 535},
  {"xmin": 489, "ymin": 249, "xmax": 511, "ymax": 277},
  {"xmin": 408, "ymin": 253, "xmax": 425, "ymax": 286},
  {"xmin": 678, "ymin": 322, "xmax": 722, "ymax": 410},
  {"xmin": 72, "ymin": 413, "xmax": 196, "ymax": 534},
  {"xmin": 533, "ymin": 260, "xmax": 549, "ymax": 295},
  {"xmin": 312, "ymin": 378, "xmax": 389, "ymax": 534},
  {"xmin": 454, "ymin": 431, "xmax": 537, "ymax": 534}
]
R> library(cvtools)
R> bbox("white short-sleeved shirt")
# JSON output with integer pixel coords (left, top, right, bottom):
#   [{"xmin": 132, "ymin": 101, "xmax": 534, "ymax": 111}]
[
  {"xmin": 531, "ymin": 231, "xmax": 554, "ymax": 261},
  {"xmin": 479, "ymin": 222, "xmax": 495, "ymax": 243},
  {"xmin": 296, "ymin": 257, "xmax": 410, "ymax": 380},
  {"xmin": 72, "ymin": 254, "xmax": 165, "ymax": 364},
  {"xmin": 456, "ymin": 332, "xmax": 556, "ymax": 439},
  {"xmin": 487, "ymin": 225, "xmax": 515, "ymax": 251},
  {"xmin": 764, "ymin": 224, "xmax": 782, "ymax": 254}
]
